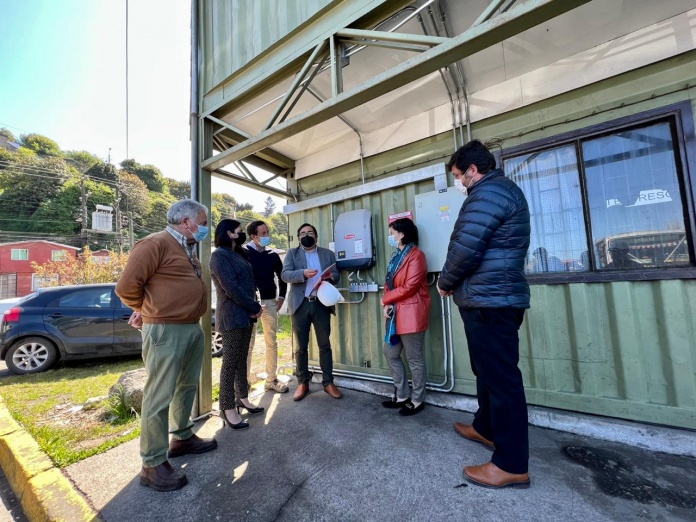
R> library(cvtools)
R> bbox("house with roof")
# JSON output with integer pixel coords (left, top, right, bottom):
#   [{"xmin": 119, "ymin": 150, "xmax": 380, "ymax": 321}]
[{"xmin": 0, "ymin": 240, "xmax": 79, "ymax": 297}]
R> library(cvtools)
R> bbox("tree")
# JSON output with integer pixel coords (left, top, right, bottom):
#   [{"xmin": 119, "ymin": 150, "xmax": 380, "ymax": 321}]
[
  {"xmin": 19, "ymin": 133, "xmax": 62, "ymax": 157},
  {"xmin": 32, "ymin": 247, "xmax": 130, "ymax": 286},
  {"xmin": 263, "ymin": 196, "xmax": 277, "ymax": 217},
  {"xmin": 268, "ymin": 212, "xmax": 289, "ymax": 250},
  {"xmin": 120, "ymin": 159, "xmax": 168, "ymax": 193},
  {"xmin": 65, "ymin": 150, "xmax": 102, "ymax": 172},
  {"xmin": 167, "ymin": 178, "xmax": 191, "ymax": 200},
  {"xmin": 0, "ymin": 128, "xmax": 17, "ymax": 143},
  {"xmin": 118, "ymin": 170, "xmax": 150, "ymax": 226},
  {"xmin": 0, "ymin": 153, "xmax": 71, "ymax": 231},
  {"xmin": 142, "ymin": 192, "xmax": 177, "ymax": 235}
]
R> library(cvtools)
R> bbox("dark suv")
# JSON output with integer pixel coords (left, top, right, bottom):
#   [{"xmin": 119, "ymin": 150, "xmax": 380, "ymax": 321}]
[{"xmin": 1, "ymin": 284, "xmax": 222, "ymax": 375}]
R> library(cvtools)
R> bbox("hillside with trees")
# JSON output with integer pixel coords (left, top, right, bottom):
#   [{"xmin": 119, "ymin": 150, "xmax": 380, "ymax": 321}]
[{"xmin": 0, "ymin": 129, "xmax": 289, "ymax": 251}]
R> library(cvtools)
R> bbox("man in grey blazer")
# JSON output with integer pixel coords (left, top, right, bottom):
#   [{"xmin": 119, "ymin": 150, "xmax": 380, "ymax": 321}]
[{"xmin": 281, "ymin": 223, "xmax": 342, "ymax": 401}]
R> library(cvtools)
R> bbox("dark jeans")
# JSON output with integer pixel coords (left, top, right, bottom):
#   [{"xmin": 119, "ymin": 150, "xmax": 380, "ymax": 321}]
[
  {"xmin": 292, "ymin": 298, "xmax": 334, "ymax": 386},
  {"xmin": 459, "ymin": 307, "xmax": 529, "ymax": 474}
]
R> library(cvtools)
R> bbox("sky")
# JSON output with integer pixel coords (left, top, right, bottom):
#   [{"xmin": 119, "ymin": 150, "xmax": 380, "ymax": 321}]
[{"xmin": 0, "ymin": 0, "xmax": 286, "ymax": 213}]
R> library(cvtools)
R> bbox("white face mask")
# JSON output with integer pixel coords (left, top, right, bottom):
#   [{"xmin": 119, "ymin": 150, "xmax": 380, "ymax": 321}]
[{"xmin": 454, "ymin": 178, "xmax": 468, "ymax": 196}]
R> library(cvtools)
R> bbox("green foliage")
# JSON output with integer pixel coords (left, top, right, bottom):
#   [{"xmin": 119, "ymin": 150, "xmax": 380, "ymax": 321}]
[
  {"xmin": 168, "ymin": 178, "xmax": 191, "ymax": 200},
  {"xmin": 268, "ymin": 212, "xmax": 289, "ymax": 250},
  {"xmin": 143, "ymin": 192, "xmax": 177, "ymax": 235},
  {"xmin": 20, "ymin": 133, "xmax": 63, "ymax": 157},
  {"xmin": 263, "ymin": 196, "xmax": 277, "ymax": 217},
  {"xmin": 0, "ymin": 153, "xmax": 71, "ymax": 232},
  {"xmin": 0, "ymin": 128, "xmax": 17, "ymax": 142},
  {"xmin": 119, "ymin": 170, "xmax": 150, "ymax": 227},
  {"xmin": 120, "ymin": 158, "xmax": 168, "ymax": 193},
  {"xmin": 107, "ymin": 385, "xmax": 139, "ymax": 424},
  {"xmin": 65, "ymin": 150, "xmax": 102, "ymax": 172}
]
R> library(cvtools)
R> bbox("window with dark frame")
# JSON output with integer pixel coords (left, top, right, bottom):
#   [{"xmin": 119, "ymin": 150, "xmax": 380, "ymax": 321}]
[{"xmin": 503, "ymin": 114, "xmax": 693, "ymax": 276}]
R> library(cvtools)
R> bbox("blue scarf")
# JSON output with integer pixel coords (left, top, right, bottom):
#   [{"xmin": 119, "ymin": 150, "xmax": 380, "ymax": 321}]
[{"xmin": 384, "ymin": 243, "xmax": 414, "ymax": 346}]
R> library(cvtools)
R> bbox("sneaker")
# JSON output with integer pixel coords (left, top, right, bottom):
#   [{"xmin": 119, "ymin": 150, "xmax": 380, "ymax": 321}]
[{"xmin": 265, "ymin": 379, "xmax": 289, "ymax": 393}]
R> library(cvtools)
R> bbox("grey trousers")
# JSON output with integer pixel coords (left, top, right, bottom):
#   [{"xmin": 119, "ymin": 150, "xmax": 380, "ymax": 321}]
[{"xmin": 383, "ymin": 331, "xmax": 427, "ymax": 403}]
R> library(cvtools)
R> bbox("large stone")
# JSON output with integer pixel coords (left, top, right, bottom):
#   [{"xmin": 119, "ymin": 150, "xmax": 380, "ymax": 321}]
[{"xmin": 109, "ymin": 369, "xmax": 147, "ymax": 414}]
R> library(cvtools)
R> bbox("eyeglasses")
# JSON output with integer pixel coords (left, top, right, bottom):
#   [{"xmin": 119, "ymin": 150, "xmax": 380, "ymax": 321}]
[{"xmin": 298, "ymin": 231, "xmax": 316, "ymax": 238}]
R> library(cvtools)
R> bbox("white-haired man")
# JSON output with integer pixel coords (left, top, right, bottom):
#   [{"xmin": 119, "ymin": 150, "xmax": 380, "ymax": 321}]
[{"xmin": 116, "ymin": 199, "xmax": 217, "ymax": 492}]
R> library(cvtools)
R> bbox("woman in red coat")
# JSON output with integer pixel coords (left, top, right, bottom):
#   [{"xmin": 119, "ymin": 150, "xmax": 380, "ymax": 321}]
[{"xmin": 381, "ymin": 218, "xmax": 431, "ymax": 416}]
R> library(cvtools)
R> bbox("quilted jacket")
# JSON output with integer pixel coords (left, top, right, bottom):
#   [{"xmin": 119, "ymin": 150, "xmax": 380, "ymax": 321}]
[{"xmin": 438, "ymin": 169, "xmax": 531, "ymax": 309}]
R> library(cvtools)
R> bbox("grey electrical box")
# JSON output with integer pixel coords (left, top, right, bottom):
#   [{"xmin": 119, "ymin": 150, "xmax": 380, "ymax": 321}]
[
  {"xmin": 414, "ymin": 187, "xmax": 466, "ymax": 272},
  {"xmin": 335, "ymin": 209, "xmax": 375, "ymax": 270}
]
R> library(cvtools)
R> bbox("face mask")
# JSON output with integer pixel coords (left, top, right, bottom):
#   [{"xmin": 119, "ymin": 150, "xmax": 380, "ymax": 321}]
[
  {"xmin": 259, "ymin": 236, "xmax": 271, "ymax": 247},
  {"xmin": 192, "ymin": 223, "xmax": 209, "ymax": 242},
  {"xmin": 454, "ymin": 168, "xmax": 474, "ymax": 196},
  {"xmin": 454, "ymin": 178, "xmax": 467, "ymax": 196},
  {"xmin": 388, "ymin": 235, "xmax": 399, "ymax": 248},
  {"xmin": 234, "ymin": 232, "xmax": 246, "ymax": 246},
  {"xmin": 300, "ymin": 235, "xmax": 316, "ymax": 248}
]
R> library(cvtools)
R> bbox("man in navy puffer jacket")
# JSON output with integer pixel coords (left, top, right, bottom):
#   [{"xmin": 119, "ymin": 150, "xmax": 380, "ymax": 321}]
[{"xmin": 437, "ymin": 140, "xmax": 531, "ymax": 489}]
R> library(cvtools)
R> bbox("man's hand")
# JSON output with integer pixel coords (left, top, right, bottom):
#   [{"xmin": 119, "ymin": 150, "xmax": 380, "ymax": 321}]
[
  {"xmin": 303, "ymin": 268, "xmax": 318, "ymax": 279},
  {"xmin": 276, "ymin": 297, "xmax": 284, "ymax": 310},
  {"xmin": 128, "ymin": 312, "xmax": 143, "ymax": 330},
  {"xmin": 436, "ymin": 280, "xmax": 452, "ymax": 297}
]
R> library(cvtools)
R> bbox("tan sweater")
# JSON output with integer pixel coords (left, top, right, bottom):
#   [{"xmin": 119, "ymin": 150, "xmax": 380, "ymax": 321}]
[{"xmin": 116, "ymin": 230, "xmax": 208, "ymax": 324}]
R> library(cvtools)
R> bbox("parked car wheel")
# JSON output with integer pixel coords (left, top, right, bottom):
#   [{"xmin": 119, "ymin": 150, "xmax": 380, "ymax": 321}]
[
  {"xmin": 212, "ymin": 331, "xmax": 223, "ymax": 357},
  {"xmin": 5, "ymin": 337, "xmax": 58, "ymax": 374}
]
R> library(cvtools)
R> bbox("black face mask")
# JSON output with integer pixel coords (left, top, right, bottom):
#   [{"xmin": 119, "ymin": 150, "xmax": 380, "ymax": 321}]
[
  {"xmin": 234, "ymin": 232, "xmax": 246, "ymax": 246},
  {"xmin": 300, "ymin": 235, "xmax": 316, "ymax": 248}
]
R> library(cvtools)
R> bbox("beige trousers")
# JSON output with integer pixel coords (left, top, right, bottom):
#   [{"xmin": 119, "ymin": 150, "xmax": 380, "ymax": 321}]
[{"xmin": 247, "ymin": 298, "xmax": 279, "ymax": 383}]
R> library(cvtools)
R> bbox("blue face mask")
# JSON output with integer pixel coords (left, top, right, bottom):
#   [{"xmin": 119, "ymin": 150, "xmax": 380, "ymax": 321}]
[
  {"xmin": 259, "ymin": 236, "xmax": 271, "ymax": 247},
  {"xmin": 192, "ymin": 223, "xmax": 209, "ymax": 243},
  {"xmin": 388, "ymin": 235, "xmax": 399, "ymax": 248}
]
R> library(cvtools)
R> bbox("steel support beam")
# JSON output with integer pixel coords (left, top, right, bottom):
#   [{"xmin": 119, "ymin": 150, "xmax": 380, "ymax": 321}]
[
  {"xmin": 336, "ymin": 27, "xmax": 448, "ymax": 46},
  {"xmin": 339, "ymin": 39, "xmax": 432, "ymax": 53},
  {"xmin": 202, "ymin": 0, "xmax": 591, "ymax": 172},
  {"xmin": 212, "ymin": 169, "xmax": 289, "ymax": 199}
]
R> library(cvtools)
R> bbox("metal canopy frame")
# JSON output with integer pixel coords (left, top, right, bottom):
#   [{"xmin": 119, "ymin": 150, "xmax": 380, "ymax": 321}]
[{"xmin": 199, "ymin": 0, "xmax": 591, "ymax": 176}]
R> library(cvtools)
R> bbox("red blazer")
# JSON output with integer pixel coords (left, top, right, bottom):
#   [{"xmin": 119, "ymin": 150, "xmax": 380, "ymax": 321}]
[{"xmin": 382, "ymin": 247, "xmax": 431, "ymax": 334}]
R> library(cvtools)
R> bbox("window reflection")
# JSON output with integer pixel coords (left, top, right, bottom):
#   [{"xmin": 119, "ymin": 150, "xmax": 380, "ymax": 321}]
[
  {"xmin": 583, "ymin": 122, "xmax": 690, "ymax": 269},
  {"xmin": 504, "ymin": 118, "xmax": 692, "ymax": 274},
  {"xmin": 506, "ymin": 145, "xmax": 588, "ymax": 274}
]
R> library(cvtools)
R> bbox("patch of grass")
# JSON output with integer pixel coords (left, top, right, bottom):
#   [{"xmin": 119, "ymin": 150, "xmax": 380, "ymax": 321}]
[
  {"xmin": 0, "ymin": 357, "xmax": 143, "ymax": 468},
  {"xmin": 257, "ymin": 314, "xmax": 292, "ymax": 341},
  {"xmin": 107, "ymin": 384, "xmax": 139, "ymax": 424}
]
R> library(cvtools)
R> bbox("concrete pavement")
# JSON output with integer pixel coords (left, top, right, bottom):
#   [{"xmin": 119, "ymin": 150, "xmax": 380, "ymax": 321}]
[{"xmin": 57, "ymin": 377, "xmax": 696, "ymax": 522}]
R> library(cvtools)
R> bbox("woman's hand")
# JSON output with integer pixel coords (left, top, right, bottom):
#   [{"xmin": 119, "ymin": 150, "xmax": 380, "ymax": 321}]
[{"xmin": 383, "ymin": 305, "xmax": 394, "ymax": 319}]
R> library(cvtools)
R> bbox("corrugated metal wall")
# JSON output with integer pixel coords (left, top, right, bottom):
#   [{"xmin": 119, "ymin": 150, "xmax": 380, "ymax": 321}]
[
  {"xmin": 201, "ymin": 0, "xmax": 333, "ymax": 91},
  {"xmin": 285, "ymin": 52, "xmax": 696, "ymax": 429}
]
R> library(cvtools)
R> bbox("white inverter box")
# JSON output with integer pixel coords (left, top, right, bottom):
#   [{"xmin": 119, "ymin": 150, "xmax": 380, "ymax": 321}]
[
  {"xmin": 414, "ymin": 187, "xmax": 466, "ymax": 272},
  {"xmin": 334, "ymin": 209, "xmax": 375, "ymax": 270}
]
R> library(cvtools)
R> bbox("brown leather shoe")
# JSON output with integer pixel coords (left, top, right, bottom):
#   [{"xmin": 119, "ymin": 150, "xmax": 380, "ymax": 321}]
[
  {"xmin": 139, "ymin": 461, "xmax": 188, "ymax": 492},
  {"xmin": 464, "ymin": 461, "xmax": 530, "ymax": 489},
  {"xmin": 453, "ymin": 422, "xmax": 494, "ymax": 449},
  {"xmin": 168, "ymin": 433, "xmax": 218, "ymax": 459},
  {"xmin": 293, "ymin": 383, "xmax": 310, "ymax": 401},
  {"xmin": 324, "ymin": 383, "xmax": 343, "ymax": 399}
]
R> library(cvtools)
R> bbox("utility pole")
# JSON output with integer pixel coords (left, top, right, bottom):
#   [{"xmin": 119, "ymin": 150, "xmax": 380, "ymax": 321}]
[
  {"xmin": 128, "ymin": 212, "xmax": 134, "ymax": 250},
  {"xmin": 114, "ymin": 185, "xmax": 123, "ymax": 254},
  {"xmin": 80, "ymin": 176, "xmax": 89, "ymax": 248}
]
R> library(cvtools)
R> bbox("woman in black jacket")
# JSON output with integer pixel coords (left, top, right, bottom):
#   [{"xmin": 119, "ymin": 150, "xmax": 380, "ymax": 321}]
[{"xmin": 210, "ymin": 219, "xmax": 264, "ymax": 430}]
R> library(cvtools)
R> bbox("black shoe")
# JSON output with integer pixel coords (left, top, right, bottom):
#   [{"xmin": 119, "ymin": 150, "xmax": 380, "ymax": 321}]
[
  {"xmin": 220, "ymin": 410, "xmax": 249, "ymax": 430},
  {"xmin": 399, "ymin": 401, "xmax": 425, "ymax": 416},
  {"xmin": 235, "ymin": 398, "xmax": 264, "ymax": 415},
  {"xmin": 382, "ymin": 397, "xmax": 410, "ymax": 409}
]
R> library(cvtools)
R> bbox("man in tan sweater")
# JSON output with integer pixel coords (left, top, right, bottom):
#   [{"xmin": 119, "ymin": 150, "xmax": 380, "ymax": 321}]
[{"xmin": 116, "ymin": 199, "xmax": 217, "ymax": 492}]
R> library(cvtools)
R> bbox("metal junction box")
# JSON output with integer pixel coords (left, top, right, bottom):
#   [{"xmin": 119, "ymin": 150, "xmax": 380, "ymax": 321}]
[
  {"xmin": 335, "ymin": 209, "xmax": 375, "ymax": 270},
  {"xmin": 414, "ymin": 187, "xmax": 466, "ymax": 272}
]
